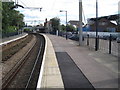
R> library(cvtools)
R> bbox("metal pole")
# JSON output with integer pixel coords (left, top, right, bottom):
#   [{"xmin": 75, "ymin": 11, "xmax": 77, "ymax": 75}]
[
  {"xmin": 79, "ymin": 0, "xmax": 83, "ymax": 45},
  {"xmin": 87, "ymin": 34, "xmax": 89, "ymax": 46},
  {"xmin": 66, "ymin": 11, "xmax": 68, "ymax": 40},
  {"xmin": 15, "ymin": 0, "xmax": 17, "ymax": 5},
  {"xmin": 17, "ymin": 0, "xmax": 18, "ymax": 4},
  {"xmin": 109, "ymin": 34, "xmax": 112, "ymax": 54},
  {"xmin": 118, "ymin": 2, "xmax": 120, "ymax": 31},
  {"xmin": 95, "ymin": 0, "xmax": 98, "ymax": 51}
]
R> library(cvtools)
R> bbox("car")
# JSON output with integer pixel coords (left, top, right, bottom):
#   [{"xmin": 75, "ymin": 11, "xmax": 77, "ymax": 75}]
[
  {"xmin": 69, "ymin": 34, "xmax": 79, "ymax": 41},
  {"xmin": 111, "ymin": 34, "xmax": 118, "ymax": 40},
  {"xmin": 67, "ymin": 32, "xmax": 73, "ymax": 38},
  {"xmin": 102, "ymin": 35, "xmax": 110, "ymax": 40},
  {"xmin": 102, "ymin": 34, "xmax": 118, "ymax": 41},
  {"xmin": 116, "ymin": 36, "xmax": 120, "ymax": 43}
]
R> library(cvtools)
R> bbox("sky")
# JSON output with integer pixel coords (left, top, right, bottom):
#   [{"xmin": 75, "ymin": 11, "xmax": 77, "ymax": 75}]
[{"xmin": 12, "ymin": 0, "xmax": 120, "ymax": 26}]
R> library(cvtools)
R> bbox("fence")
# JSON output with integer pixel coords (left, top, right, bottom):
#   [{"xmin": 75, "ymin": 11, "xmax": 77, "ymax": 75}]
[
  {"xmin": 83, "ymin": 35, "xmax": 119, "ymax": 57},
  {"xmin": 2, "ymin": 32, "xmax": 18, "ymax": 38}
]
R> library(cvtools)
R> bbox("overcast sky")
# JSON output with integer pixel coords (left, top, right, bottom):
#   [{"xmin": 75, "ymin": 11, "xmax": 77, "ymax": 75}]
[{"xmin": 13, "ymin": 0, "xmax": 120, "ymax": 25}]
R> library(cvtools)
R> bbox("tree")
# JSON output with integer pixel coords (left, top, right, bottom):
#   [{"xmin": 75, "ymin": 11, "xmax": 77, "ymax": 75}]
[
  {"xmin": 50, "ymin": 17, "xmax": 60, "ymax": 33},
  {"xmin": 60, "ymin": 24, "xmax": 66, "ymax": 32},
  {"xmin": 66, "ymin": 24, "xmax": 75, "ymax": 32},
  {"xmin": 0, "ymin": 1, "xmax": 2, "ymax": 32},
  {"xmin": 2, "ymin": 2, "xmax": 25, "ymax": 35}
]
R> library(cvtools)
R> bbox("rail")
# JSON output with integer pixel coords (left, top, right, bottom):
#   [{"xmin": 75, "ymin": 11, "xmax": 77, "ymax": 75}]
[
  {"xmin": 2, "ymin": 33, "xmax": 45, "ymax": 89},
  {"xmin": 2, "ymin": 34, "xmax": 36, "ymax": 89},
  {"xmin": 25, "ymin": 38, "xmax": 43, "ymax": 89}
]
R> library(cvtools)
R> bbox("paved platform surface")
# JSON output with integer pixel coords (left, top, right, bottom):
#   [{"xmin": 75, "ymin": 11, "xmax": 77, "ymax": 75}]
[
  {"xmin": 0, "ymin": 33, "xmax": 27, "ymax": 43},
  {"xmin": 46, "ymin": 34, "xmax": 119, "ymax": 89},
  {"xmin": 37, "ymin": 34, "xmax": 64, "ymax": 89}
]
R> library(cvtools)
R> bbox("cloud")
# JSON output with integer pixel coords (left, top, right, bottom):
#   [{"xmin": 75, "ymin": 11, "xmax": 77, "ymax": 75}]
[{"xmin": 13, "ymin": 0, "xmax": 120, "ymax": 25}]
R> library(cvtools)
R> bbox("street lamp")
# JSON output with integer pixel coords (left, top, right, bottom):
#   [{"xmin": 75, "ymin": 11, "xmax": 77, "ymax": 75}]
[{"xmin": 60, "ymin": 10, "xmax": 68, "ymax": 40}]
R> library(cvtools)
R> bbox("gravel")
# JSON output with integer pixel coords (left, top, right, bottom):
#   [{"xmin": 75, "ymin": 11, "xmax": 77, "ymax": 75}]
[
  {"xmin": 2, "ymin": 35, "xmax": 33, "ymax": 61},
  {"xmin": 2, "ymin": 34, "xmax": 36, "ymax": 79}
]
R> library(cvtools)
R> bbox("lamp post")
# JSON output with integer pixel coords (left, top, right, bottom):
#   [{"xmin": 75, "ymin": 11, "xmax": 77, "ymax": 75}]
[
  {"xmin": 79, "ymin": 0, "xmax": 83, "ymax": 45},
  {"xmin": 95, "ymin": 0, "xmax": 98, "ymax": 51},
  {"xmin": 60, "ymin": 10, "xmax": 68, "ymax": 40}
]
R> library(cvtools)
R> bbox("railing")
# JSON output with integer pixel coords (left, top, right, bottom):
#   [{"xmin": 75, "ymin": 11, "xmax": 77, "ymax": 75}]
[
  {"xmin": 83, "ymin": 34, "xmax": 119, "ymax": 57},
  {"xmin": 2, "ymin": 32, "xmax": 18, "ymax": 38}
]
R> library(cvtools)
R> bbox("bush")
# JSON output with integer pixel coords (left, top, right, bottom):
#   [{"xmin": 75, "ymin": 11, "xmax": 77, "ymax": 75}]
[
  {"xmin": 6, "ymin": 26, "xmax": 17, "ymax": 33},
  {"xmin": 2, "ymin": 26, "xmax": 18, "ymax": 38},
  {"xmin": 24, "ymin": 28, "xmax": 31, "ymax": 32}
]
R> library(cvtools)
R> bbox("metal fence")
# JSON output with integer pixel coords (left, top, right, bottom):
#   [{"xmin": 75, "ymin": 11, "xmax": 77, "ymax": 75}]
[
  {"xmin": 2, "ymin": 32, "xmax": 18, "ymax": 38},
  {"xmin": 83, "ymin": 35, "xmax": 119, "ymax": 57}
]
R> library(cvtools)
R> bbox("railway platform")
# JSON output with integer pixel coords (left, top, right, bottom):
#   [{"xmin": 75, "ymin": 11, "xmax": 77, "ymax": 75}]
[
  {"xmin": 37, "ymin": 34, "xmax": 64, "ymax": 89},
  {"xmin": 39, "ymin": 34, "xmax": 118, "ymax": 89},
  {"xmin": 0, "ymin": 33, "xmax": 28, "ymax": 45}
]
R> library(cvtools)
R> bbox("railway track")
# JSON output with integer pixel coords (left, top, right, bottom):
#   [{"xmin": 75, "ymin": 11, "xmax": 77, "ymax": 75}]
[{"xmin": 2, "ymin": 33, "xmax": 45, "ymax": 89}]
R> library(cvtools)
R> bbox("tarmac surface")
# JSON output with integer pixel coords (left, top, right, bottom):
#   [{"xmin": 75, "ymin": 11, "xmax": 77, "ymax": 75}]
[
  {"xmin": 56, "ymin": 52, "xmax": 94, "ymax": 89},
  {"xmin": 46, "ymin": 34, "xmax": 119, "ymax": 89}
]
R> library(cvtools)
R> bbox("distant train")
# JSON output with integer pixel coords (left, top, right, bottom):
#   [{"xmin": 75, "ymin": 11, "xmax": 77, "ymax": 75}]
[{"xmin": 36, "ymin": 27, "xmax": 46, "ymax": 33}]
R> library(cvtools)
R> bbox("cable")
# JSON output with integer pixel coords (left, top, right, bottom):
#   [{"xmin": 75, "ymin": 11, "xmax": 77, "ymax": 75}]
[
  {"xmin": 14, "ymin": 0, "xmax": 16, "ymax": 5},
  {"xmin": 51, "ymin": 0, "xmax": 57, "ymax": 10},
  {"xmin": 26, "ymin": 0, "xmax": 33, "ymax": 7},
  {"xmin": 19, "ymin": 0, "xmax": 27, "ymax": 7},
  {"xmin": 82, "ymin": 4, "xmax": 88, "ymax": 34},
  {"xmin": 82, "ymin": 5, "xmax": 87, "ymax": 24},
  {"xmin": 17, "ymin": 0, "xmax": 18, "ymax": 5}
]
